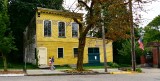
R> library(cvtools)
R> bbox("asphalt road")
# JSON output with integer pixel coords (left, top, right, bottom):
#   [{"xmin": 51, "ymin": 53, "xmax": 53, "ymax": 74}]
[
  {"xmin": 0, "ymin": 68, "xmax": 160, "ymax": 81},
  {"xmin": 0, "ymin": 73, "xmax": 160, "ymax": 81}
]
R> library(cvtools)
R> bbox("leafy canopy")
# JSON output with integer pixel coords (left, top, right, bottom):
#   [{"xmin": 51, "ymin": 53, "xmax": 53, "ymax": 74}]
[{"xmin": 143, "ymin": 15, "xmax": 160, "ymax": 43}]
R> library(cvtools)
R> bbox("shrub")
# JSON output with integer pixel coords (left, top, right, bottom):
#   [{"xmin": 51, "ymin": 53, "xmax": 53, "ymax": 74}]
[
  {"xmin": 108, "ymin": 62, "xmax": 120, "ymax": 68},
  {"xmin": 136, "ymin": 68, "xmax": 142, "ymax": 73}
]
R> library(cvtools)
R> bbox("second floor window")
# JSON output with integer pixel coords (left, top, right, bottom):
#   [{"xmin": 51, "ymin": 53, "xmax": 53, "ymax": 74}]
[
  {"xmin": 44, "ymin": 20, "xmax": 51, "ymax": 37},
  {"xmin": 72, "ymin": 22, "xmax": 78, "ymax": 37},
  {"xmin": 58, "ymin": 22, "xmax": 65, "ymax": 37}
]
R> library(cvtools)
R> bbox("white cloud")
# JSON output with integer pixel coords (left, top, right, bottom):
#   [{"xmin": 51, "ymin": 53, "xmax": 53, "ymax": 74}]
[{"xmin": 139, "ymin": 0, "xmax": 160, "ymax": 27}]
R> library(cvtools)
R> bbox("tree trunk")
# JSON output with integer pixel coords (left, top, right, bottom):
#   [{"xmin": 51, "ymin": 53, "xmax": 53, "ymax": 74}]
[
  {"xmin": 2, "ymin": 53, "xmax": 8, "ymax": 72},
  {"xmin": 77, "ymin": 36, "xmax": 86, "ymax": 71}
]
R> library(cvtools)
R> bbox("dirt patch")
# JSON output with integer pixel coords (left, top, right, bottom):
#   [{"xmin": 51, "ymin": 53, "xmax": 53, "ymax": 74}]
[
  {"xmin": 0, "ymin": 71, "xmax": 24, "ymax": 74},
  {"xmin": 62, "ymin": 69, "xmax": 99, "ymax": 74}
]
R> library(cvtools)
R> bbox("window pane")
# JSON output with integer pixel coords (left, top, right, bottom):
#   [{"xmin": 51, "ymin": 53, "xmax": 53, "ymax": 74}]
[
  {"xmin": 58, "ymin": 48, "xmax": 63, "ymax": 58},
  {"xmin": 74, "ymin": 48, "xmax": 78, "ymax": 57},
  {"xmin": 58, "ymin": 22, "xmax": 65, "ymax": 37},
  {"xmin": 94, "ymin": 48, "xmax": 99, "ymax": 53},
  {"xmin": 88, "ymin": 48, "xmax": 93, "ymax": 53},
  {"xmin": 44, "ymin": 20, "xmax": 51, "ymax": 37},
  {"xmin": 72, "ymin": 23, "xmax": 78, "ymax": 37}
]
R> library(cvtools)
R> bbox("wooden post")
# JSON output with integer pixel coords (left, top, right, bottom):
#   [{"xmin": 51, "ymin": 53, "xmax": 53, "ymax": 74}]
[{"xmin": 129, "ymin": 0, "xmax": 136, "ymax": 71}]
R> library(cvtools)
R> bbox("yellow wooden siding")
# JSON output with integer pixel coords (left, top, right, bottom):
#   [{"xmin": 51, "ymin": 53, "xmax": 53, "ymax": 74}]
[{"xmin": 36, "ymin": 10, "xmax": 113, "ymax": 65}]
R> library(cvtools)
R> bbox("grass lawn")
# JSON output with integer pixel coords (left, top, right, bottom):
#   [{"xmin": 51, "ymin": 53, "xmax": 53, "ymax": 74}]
[{"xmin": 0, "ymin": 60, "xmax": 131, "ymax": 70}]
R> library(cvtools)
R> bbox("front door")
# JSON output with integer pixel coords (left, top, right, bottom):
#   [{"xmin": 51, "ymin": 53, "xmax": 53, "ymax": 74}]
[
  {"xmin": 38, "ymin": 47, "xmax": 47, "ymax": 66},
  {"xmin": 88, "ymin": 48, "xmax": 100, "ymax": 64}
]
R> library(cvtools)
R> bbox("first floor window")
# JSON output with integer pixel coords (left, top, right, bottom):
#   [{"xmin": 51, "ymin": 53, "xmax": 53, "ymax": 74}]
[
  {"xmin": 44, "ymin": 20, "xmax": 51, "ymax": 37},
  {"xmin": 73, "ymin": 48, "xmax": 78, "ymax": 57},
  {"xmin": 58, "ymin": 48, "xmax": 63, "ymax": 58}
]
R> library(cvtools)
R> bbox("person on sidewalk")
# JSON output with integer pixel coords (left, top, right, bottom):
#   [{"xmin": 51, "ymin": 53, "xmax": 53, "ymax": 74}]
[
  {"xmin": 49, "ymin": 57, "xmax": 52, "ymax": 70},
  {"xmin": 50, "ymin": 56, "xmax": 55, "ymax": 70}
]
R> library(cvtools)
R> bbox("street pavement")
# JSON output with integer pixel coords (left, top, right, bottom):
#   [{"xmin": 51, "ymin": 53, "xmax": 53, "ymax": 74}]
[
  {"xmin": 0, "ymin": 68, "xmax": 160, "ymax": 81},
  {"xmin": 0, "ymin": 68, "xmax": 131, "ymax": 76},
  {"xmin": 0, "ymin": 68, "xmax": 160, "ymax": 76},
  {"xmin": 26, "ymin": 68, "xmax": 131, "ymax": 76}
]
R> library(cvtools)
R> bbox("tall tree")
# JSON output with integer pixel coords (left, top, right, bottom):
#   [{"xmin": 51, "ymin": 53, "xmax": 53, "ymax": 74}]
[
  {"xmin": 73, "ymin": 0, "xmax": 130, "ymax": 71},
  {"xmin": 143, "ymin": 15, "xmax": 160, "ymax": 43},
  {"xmin": 0, "ymin": 0, "xmax": 16, "ymax": 71},
  {"xmin": 118, "ymin": 39, "xmax": 147, "ymax": 64}
]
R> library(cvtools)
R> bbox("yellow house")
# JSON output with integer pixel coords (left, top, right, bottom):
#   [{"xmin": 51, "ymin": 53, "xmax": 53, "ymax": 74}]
[{"xmin": 23, "ymin": 7, "xmax": 113, "ymax": 68}]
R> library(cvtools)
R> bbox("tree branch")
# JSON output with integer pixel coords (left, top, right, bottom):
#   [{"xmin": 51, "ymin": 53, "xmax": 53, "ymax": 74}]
[
  {"xmin": 78, "ymin": 0, "xmax": 90, "ymax": 10},
  {"xmin": 73, "ymin": 17, "xmax": 83, "ymax": 34}
]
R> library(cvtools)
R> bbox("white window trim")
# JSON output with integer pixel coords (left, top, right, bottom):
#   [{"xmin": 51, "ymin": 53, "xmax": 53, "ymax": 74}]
[
  {"xmin": 57, "ymin": 21, "xmax": 66, "ymax": 37},
  {"xmin": 71, "ymin": 22, "xmax": 79, "ymax": 38},
  {"xmin": 43, "ymin": 20, "xmax": 52, "ymax": 37},
  {"xmin": 73, "ymin": 47, "xmax": 78, "ymax": 58},
  {"xmin": 57, "ymin": 47, "xmax": 64, "ymax": 58}
]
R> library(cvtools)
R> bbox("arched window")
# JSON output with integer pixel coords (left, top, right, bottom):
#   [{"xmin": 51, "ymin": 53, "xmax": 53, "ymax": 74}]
[
  {"xmin": 72, "ymin": 22, "xmax": 78, "ymax": 37},
  {"xmin": 44, "ymin": 20, "xmax": 51, "ymax": 37},
  {"xmin": 58, "ymin": 22, "xmax": 65, "ymax": 37}
]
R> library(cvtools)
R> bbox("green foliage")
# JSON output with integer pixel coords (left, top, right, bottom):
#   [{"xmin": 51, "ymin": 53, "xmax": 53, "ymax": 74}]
[
  {"xmin": 135, "ymin": 68, "xmax": 142, "ymax": 73},
  {"xmin": 108, "ymin": 62, "xmax": 120, "ymax": 68},
  {"xmin": 147, "ymin": 15, "xmax": 160, "ymax": 28},
  {"xmin": 0, "ymin": 0, "xmax": 16, "ymax": 55},
  {"xmin": 0, "ymin": 0, "xmax": 3, "ymax": 10},
  {"xmin": 38, "ymin": 0, "xmax": 64, "ymax": 10},
  {"xmin": 144, "ymin": 26, "xmax": 160, "ymax": 43},
  {"xmin": 117, "ymin": 39, "xmax": 148, "ymax": 64},
  {"xmin": 127, "ymin": 68, "xmax": 132, "ymax": 71},
  {"xmin": 118, "ymin": 39, "xmax": 148, "ymax": 56},
  {"xmin": 0, "ymin": 0, "xmax": 17, "ymax": 71},
  {"xmin": 143, "ymin": 15, "xmax": 160, "ymax": 43},
  {"xmin": 0, "ymin": 62, "xmax": 38, "ymax": 69}
]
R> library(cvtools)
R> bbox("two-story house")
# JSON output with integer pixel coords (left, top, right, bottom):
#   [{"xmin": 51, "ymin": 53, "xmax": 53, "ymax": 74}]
[{"xmin": 23, "ymin": 7, "xmax": 113, "ymax": 68}]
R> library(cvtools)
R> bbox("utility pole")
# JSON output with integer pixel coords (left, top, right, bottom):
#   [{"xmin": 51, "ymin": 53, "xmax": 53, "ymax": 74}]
[
  {"xmin": 101, "ymin": 7, "xmax": 107, "ymax": 72},
  {"xmin": 129, "ymin": 0, "xmax": 136, "ymax": 71}
]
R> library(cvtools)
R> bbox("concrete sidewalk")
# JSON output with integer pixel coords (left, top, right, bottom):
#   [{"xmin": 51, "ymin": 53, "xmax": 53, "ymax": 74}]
[
  {"xmin": 26, "ymin": 68, "xmax": 132, "ymax": 76},
  {"xmin": 26, "ymin": 68, "xmax": 160, "ymax": 76},
  {"xmin": 2, "ymin": 68, "xmax": 159, "ymax": 76},
  {"xmin": 26, "ymin": 69, "xmax": 67, "ymax": 76}
]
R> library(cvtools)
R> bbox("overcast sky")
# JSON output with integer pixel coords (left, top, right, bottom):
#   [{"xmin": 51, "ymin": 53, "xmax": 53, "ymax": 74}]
[{"xmin": 63, "ymin": 0, "xmax": 160, "ymax": 27}]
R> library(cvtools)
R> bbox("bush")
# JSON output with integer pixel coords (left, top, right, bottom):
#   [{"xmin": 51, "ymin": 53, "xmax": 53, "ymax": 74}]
[
  {"xmin": 136, "ymin": 68, "xmax": 142, "ymax": 73},
  {"xmin": 108, "ymin": 62, "xmax": 120, "ymax": 68}
]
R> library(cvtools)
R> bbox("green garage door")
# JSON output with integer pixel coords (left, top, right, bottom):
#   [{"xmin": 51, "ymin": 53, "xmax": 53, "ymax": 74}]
[{"xmin": 88, "ymin": 48, "xmax": 100, "ymax": 64}]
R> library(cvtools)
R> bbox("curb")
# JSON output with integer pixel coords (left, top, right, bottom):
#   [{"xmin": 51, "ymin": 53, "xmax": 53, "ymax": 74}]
[
  {"xmin": 26, "ymin": 72, "xmax": 110, "ymax": 76},
  {"xmin": 0, "ymin": 72, "xmax": 138, "ymax": 76},
  {"xmin": 110, "ymin": 71, "xmax": 138, "ymax": 74},
  {"xmin": 0, "ymin": 74, "xmax": 25, "ymax": 77}
]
